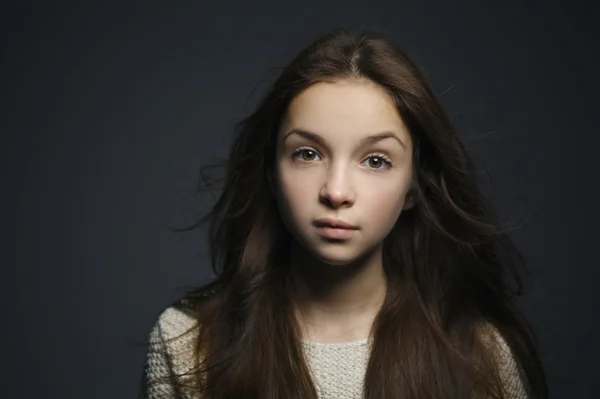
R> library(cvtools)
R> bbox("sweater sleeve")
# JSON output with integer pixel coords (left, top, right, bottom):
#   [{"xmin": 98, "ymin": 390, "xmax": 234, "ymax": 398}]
[
  {"xmin": 483, "ymin": 325, "xmax": 530, "ymax": 399},
  {"xmin": 142, "ymin": 306, "xmax": 202, "ymax": 398},
  {"xmin": 142, "ymin": 319, "xmax": 178, "ymax": 398}
]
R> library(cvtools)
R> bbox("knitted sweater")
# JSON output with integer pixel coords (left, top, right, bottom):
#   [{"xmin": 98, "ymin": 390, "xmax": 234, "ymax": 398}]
[{"xmin": 143, "ymin": 305, "xmax": 529, "ymax": 398}]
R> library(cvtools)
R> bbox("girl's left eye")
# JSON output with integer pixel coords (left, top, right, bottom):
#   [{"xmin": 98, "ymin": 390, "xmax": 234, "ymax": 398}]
[
  {"xmin": 291, "ymin": 148, "xmax": 393, "ymax": 170},
  {"xmin": 363, "ymin": 153, "xmax": 393, "ymax": 169}
]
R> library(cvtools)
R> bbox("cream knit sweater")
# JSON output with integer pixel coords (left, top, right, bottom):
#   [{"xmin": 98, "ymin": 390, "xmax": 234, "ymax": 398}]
[{"xmin": 143, "ymin": 305, "xmax": 529, "ymax": 398}]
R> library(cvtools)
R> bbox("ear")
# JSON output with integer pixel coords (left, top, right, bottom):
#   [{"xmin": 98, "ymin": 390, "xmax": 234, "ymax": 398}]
[
  {"xmin": 402, "ymin": 194, "xmax": 416, "ymax": 210},
  {"xmin": 402, "ymin": 182, "xmax": 418, "ymax": 210}
]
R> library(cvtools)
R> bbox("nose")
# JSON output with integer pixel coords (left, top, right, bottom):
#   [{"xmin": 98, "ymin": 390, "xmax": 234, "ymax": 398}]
[{"xmin": 319, "ymin": 166, "xmax": 356, "ymax": 209}]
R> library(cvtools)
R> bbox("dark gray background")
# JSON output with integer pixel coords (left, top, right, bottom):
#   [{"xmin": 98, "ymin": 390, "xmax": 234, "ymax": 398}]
[{"xmin": 4, "ymin": 1, "xmax": 598, "ymax": 397}]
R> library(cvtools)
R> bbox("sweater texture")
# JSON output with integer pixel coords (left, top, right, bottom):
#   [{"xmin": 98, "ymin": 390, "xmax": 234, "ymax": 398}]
[{"xmin": 143, "ymin": 304, "xmax": 528, "ymax": 398}]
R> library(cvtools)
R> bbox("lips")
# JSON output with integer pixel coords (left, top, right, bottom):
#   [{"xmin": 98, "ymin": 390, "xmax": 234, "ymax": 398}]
[{"xmin": 314, "ymin": 218, "xmax": 359, "ymax": 230}]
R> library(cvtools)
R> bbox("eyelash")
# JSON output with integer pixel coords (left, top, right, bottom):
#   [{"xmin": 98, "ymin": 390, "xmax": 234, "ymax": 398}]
[{"xmin": 290, "ymin": 146, "xmax": 394, "ymax": 170}]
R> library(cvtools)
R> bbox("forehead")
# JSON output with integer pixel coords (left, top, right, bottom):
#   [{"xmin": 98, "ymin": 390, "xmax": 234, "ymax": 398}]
[{"xmin": 280, "ymin": 79, "xmax": 410, "ymax": 145}]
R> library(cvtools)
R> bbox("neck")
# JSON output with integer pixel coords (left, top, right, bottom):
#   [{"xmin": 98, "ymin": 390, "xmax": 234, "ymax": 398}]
[{"xmin": 288, "ymin": 241, "xmax": 387, "ymax": 343}]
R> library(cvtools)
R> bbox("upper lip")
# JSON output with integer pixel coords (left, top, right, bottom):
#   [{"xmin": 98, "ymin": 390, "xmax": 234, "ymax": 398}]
[{"xmin": 314, "ymin": 218, "xmax": 359, "ymax": 230}]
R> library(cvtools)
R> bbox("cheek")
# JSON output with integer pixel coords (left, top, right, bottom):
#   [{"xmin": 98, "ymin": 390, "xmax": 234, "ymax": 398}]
[
  {"xmin": 281, "ymin": 181, "xmax": 312, "ymax": 208},
  {"xmin": 361, "ymin": 182, "xmax": 407, "ymax": 231},
  {"xmin": 275, "ymin": 169, "xmax": 315, "ymax": 219}
]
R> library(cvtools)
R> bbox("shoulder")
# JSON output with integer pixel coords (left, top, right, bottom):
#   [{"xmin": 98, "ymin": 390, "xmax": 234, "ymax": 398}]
[
  {"xmin": 477, "ymin": 322, "xmax": 530, "ymax": 398},
  {"xmin": 148, "ymin": 301, "xmax": 201, "ymax": 351},
  {"xmin": 477, "ymin": 322, "xmax": 513, "ymax": 357},
  {"xmin": 148, "ymin": 285, "xmax": 218, "ymax": 350},
  {"xmin": 143, "ymin": 303, "xmax": 202, "ymax": 398},
  {"xmin": 146, "ymin": 301, "xmax": 202, "ymax": 381}
]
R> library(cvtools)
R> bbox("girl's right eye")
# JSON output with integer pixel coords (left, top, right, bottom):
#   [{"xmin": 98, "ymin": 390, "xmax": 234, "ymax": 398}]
[{"xmin": 291, "ymin": 147, "xmax": 321, "ymax": 162}]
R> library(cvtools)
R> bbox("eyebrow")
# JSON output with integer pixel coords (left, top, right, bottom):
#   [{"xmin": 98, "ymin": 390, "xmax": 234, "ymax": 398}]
[{"xmin": 283, "ymin": 128, "xmax": 406, "ymax": 150}]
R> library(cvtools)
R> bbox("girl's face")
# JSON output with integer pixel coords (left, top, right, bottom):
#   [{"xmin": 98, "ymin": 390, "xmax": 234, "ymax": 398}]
[{"xmin": 274, "ymin": 79, "xmax": 414, "ymax": 266}]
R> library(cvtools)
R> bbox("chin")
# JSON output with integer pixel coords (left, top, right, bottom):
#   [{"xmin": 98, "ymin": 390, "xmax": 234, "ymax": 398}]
[
  {"xmin": 315, "ymin": 256, "xmax": 353, "ymax": 266},
  {"xmin": 310, "ymin": 246, "xmax": 364, "ymax": 266}
]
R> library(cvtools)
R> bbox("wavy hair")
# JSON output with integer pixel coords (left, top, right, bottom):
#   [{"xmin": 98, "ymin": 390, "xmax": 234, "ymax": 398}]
[{"xmin": 145, "ymin": 27, "xmax": 547, "ymax": 398}]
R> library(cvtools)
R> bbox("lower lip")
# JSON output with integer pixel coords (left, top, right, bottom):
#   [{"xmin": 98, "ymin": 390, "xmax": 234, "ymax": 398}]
[{"xmin": 317, "ymin": 226, "xmax": 357, "ymax": 239}]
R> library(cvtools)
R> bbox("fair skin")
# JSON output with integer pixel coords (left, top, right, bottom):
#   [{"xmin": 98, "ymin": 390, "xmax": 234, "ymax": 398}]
[{"xmin": 274, "ymin": 78, "xmax": 415, "ymax": 343}]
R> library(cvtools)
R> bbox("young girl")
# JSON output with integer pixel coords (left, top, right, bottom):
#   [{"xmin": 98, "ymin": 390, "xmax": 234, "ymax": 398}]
[{"xmin": 141, "ymin": 28, "xmax": 548, "ymax": 399}]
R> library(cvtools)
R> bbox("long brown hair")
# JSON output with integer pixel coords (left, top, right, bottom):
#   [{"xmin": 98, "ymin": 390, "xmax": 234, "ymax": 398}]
[{"xmin": 148, "ymin": 28, "xmax": 547, "ymax": 398}]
